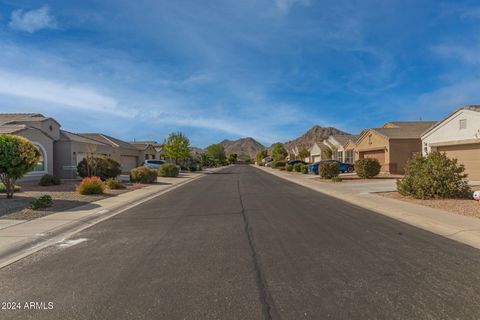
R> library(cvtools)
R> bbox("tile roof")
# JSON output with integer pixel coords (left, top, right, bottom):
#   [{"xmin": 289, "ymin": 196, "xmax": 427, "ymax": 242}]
[
  {"xmin": 0, "ymin": 124, "xmax": 27, "ymax": 134},
  {"xmin": 0, "ymin": 113, "xmax": 60, "ymax": 126},
  {"xmin": 332, "ymin": 134, "xmax": 360, "ymax": 146},
  {"xmin": 372, "ymin": 121, "xmax": 437, "ymax": 139},
  {"xmin": 59, "ymin": 130, "xmax": 109, "ymax": 145},
  {"xmin": 79, "ymin": 133, "xmax": 138, "ymax": 150}
]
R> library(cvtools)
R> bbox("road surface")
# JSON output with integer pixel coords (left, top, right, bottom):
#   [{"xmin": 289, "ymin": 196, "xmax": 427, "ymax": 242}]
[{"xmin": 1, "ymin": 165, "xmax": 480, "ymax": 319}]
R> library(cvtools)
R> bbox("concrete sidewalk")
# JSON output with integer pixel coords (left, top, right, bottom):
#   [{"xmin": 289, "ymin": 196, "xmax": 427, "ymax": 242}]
[
  {"xmin": 0, "ymin": 168, "xmax": 223, "ymax": 268},
  {"xmin": 254, "ymin": 165, "xmax": 480, "ymax": 249}
]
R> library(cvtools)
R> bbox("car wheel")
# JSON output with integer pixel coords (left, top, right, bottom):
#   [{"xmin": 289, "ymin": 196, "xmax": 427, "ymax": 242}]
[{"xmin": 347, "ymin": 166, "xmax": 354, "ymax": 173}]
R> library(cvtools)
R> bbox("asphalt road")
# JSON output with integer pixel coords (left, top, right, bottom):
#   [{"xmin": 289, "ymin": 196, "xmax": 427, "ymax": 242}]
[{"xmin": 1, "ymin": 165, "xmax": 480, "ymax": 319}]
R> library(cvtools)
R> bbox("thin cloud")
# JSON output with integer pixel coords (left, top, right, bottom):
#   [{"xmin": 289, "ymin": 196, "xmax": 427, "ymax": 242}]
[
  {"xmin": 9, "ymin": 6, "xmax": 58, "ymax": 33},
  {"xmin": 275, "ymin": 0, "xmax": 310, "ymax": 14}
]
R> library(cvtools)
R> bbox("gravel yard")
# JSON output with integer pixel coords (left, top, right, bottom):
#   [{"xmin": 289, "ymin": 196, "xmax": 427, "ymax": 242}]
[
  {"xmin": 378, "ymin": 191, "xmax": 480, "ymax": 218},
  {"xmin": 0, "ymin": 180, "xmax": 151, "ymax": 220}
]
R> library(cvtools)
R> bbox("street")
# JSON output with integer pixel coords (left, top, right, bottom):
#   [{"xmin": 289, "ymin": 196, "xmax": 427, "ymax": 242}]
[{"xmin": 1, "ymin": 165, "xmax": 480, "ymax": 319}]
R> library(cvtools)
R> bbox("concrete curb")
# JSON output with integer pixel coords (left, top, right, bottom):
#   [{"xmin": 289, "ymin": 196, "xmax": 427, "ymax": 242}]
[
  {"xmin": 253, "ymin": 165, "xmax": 480, "ymax": 250},
  {"xmin": 0, "ymin": 167, "xmax": 226, "ymax": 269}
]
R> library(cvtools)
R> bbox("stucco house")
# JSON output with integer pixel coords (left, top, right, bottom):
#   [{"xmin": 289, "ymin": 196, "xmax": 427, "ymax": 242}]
[
  {"xmin": 354, "ymin": 121, "xmax": 436, "ymax": 174},
  {"xmin": 0, "ymin": 113, "xmax": 61, "ymax": 180},
  {"xmin": 54, "ymin": 130, "xmax": 114, "ymax": 179},
  {"xmin": 308, "ymin": 142, "xmax": 329, "ymax": 163},
  {"xmin": 130, "ymin": 141, "xmax": 159, "ymax": 162},
  {"xmin": 421, "ymin": 105, "xmax": 480, "ymax": 180},
  {"xmin": 79, "ymin": 134, "xmax": 141, "ymax": 173},
  {"xmin": 323, "ymin": 134, "xmax": 359, "ymax": 163}
]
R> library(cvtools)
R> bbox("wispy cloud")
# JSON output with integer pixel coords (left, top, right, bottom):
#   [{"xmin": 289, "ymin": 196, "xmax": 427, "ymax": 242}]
[
  {"xmin": 9, "ymin": 6, "xmax": 57, "ymax": 33},
  {"xmin": 275, "ymin": 0, "xmax": 310, "ymax": 14}
]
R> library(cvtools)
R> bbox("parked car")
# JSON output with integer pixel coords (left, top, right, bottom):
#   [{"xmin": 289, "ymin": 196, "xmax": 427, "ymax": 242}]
[
  {"xmin": 262, "ymin": 156, "xmax": 273, "ymax": 164},
  {"xmin": 143, "ymin": 159, "xmax": 166, "ymax": 169},
  {"xmin": 309, "ymin": 160, "xmax": 354, "ymax": 174},
  {"xmin": 287, "ymin": 160, "xmax": 307, "ymax": 166},
  {"xmin": 265, "ymin": 160, "xmax": 275, "ymax": 167}
]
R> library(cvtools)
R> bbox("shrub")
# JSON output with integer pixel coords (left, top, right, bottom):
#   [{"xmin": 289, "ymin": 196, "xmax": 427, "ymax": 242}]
[
  {"xmin": 188, "ymin": 165, "xmax": 197, "ymax": 172},
  {"xmin": 319, "ymin": 162, "xmax": 340, "ymax": 179},
  {"xmin": 272, "ymin": 161, "xmax": 286, "ymax": 169},
  {"xmin": 301, "ymin": 165, "xmax": 309, "ymax": 174},
  {"xmin": 286, "ymin": 165, "xmax": 294, "ymax": 172},
  {"xmin": 39, "ymin": 174, "xmax": 61, "ymax": 186},
  {"xmin": 0, "ymin": 134, "xmax": 40, "ymax": 198},
  {"xmin": 355, "ymin": 158, "xmax": 381, "ymax": 179},
  {"xmin": 0, "ymin": 182, "xmax": 21, "ymax": 193},
  {"xmin": 397, "ymin": 152, "xmax": 471, "ymax": 199},
  {"xmin": 130, "ymin": 167, "xmax": 158, "ymax": 183},
  {"xmin": 105, "ymin": 178, "xmax": 126, "ymax": 189},
  {"xmin": 278, "ymin": 167, "xmax": 286, "ymax": 171},
  {"xmin": 158, "ymin": 163, "xmax": 180, "ymax": 177},
  {"xmin": 29, "ymin": 195, "xmax": 53, "ymax": 210},
  {"xmin": 293, "ymin": 163, "xmax": 302, "ymax": 172},
  {"xmin": 77, "ymin": 156, "xmax": 121, "ymax": 181},
  {"xmin": 77, "ymin": 176, "xmax": 105, "ymax": 195},
  {"xmin": 331, "ymin": 176, "xmax": 343, "ymax": 183}
]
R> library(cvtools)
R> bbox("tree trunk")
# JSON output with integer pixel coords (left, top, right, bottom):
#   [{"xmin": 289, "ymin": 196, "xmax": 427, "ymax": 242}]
[{"xmin": 5, "ymin": 178, "xmax": 14, "ymax": 199}]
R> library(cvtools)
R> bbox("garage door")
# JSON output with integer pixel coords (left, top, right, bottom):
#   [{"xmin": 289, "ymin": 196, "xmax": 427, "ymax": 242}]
[
  {"xmin": 438, "ymin": 144, "xmax": 480, "ymax": 180},
  {"xmin": 360, "ymin": 150, "xmax": 386, "ymax": 171},
  {"xmin": 120, "ymin": 156, "xmax": 138, "ymax": 173}
]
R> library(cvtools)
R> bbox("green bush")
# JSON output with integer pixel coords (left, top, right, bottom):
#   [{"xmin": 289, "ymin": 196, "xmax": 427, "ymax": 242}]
[
  {"xmin": 158, "ymin": 163, "xmax": 180, "ymax": 177},
  {"xmin": 331, "ymin": 176, "xmax": 343, "ymax": 183},
  {"xmin": 39, "ymin": 174, "xmax": 61, "ymax": 186},
  {"xmin": 188, "ymin": 165, "xmax": 197, "ymax": 172},
  {"xmin": 271, "ymin": 161, "xmax": 286, "ymax": 169},
  {"xmin": 77, "ymin": 176, "xmax": 105, "ymax": 195},
  {"xmin": 397, "ymin": 152, "xmax": 471, "ymax": 199},
  {"xmin": 77, "ymin": 156, "xmax": 122, "ymax": 181},
  {"xmin": 130, "ymin": 167, "xmax": 158, "ymax": 183},
  {"xmin": 301, "ymin": 165, "xmax": 309, "ymax": 174},
  {"xmin": 105, "ymin": 178, "xmax": 126, "ymax": 189},
  {"xmin": 319, "ymin": 162, "xmax": 340, "ymax": 179},
  {"xmin": 0, "ymin": 134, "xmax": 40, "ymax": 198},
  {"xmin": 29, "ymin": 195, "xmax": 53, "ymax": 210},
  {"xmin": 278, "ymin": 167, "xmax": 286, "ymax": 171},
  {"xmin": 286, "ymin": 165, "xmax": 294, "ymax": 172},
  {"xmin": 0, "ymin": 182, "xmax": 21, "ymax": 193},
  {"xmin": 293, "ymin": 163, "xmax": 302, "ymax": 172},
  {"xmin": 355, "ymin": 158, "xmax": 381, "ymax": 179}
]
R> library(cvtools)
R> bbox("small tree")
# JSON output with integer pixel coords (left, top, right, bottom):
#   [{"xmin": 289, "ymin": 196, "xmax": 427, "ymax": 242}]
[
  {"xmin": 256, "ymin": 150, "xmax": 268, "ymax": 163},
  {"xmin": 228, "ymin": 153, "xmax": 238, "ymax": 164},
  {"xmin": 322, "ymin": 147, "xmax": 333, "ymax": 160},
  {"xmin": 298, "ymin": 148, "xmax": 310, "ymax": 160},
  {"xmin": 0, "ymin": 135, "xmax": 40, "ymax": 198},
  {"xmin": 397, "ymin": 152, "xmax": 471, "ymax": 199},
  {"xmin": 206, "ymin": 144, "xmax": 226, "ymax": 165},
  {"xmin": 272, "ymin": 143, "xmax": 288, "ymax": 161},
  {"xmin": 163, "ymin": 132, "xmax": 191, "ymax": 165}
]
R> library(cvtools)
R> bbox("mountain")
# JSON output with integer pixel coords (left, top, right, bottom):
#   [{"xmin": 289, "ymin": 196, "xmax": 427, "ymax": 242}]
[
  {"xmin": 219, "ymin": 137, "xmax": 265, "ymax": 160},
  {"xmin": 282, "ymin": 125, "xmax": 350, "ymax": 151}
]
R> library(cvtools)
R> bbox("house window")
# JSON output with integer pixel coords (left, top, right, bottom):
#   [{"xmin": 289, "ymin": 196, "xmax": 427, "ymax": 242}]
[
  {"xmin": 31, "ymin": 144, "xmax": 46, "ymax": 172},
  {"xmin": 345, "ymin": 150, "xmax": 354, "ymax": 164},
  {"xmin": 337, "ymin": 151, "xmax": 343, "ymax": 161},
  {"xmin": 368, "ymin": 134, "xmax": 372, "ymax": 145},
  {"xmin": 459, "ymin": 119, "xmax": 467, "ymax": 130}
]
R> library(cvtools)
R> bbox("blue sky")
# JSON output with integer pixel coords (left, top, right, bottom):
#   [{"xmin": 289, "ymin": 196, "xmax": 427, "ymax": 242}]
[{"xmin": 0, "ymin": 0, "xmax": 479, "ymax": 147}]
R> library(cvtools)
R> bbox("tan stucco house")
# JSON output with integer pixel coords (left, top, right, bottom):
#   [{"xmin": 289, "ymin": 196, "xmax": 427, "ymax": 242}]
[
  {"xmin": 354, "ymin": 121, "xmax": 436, "ymax": 174},
  {"xmin": 0, "ymin": 113, "xmax": 61, "ymax": 180},
  {"xmin": 422, "ymin": 105, "xmax": 480, "ymax": 180},
  {"xmin": 323, "ymin": 134, "xmax": 359, "ymax": 163},
  {"xmin": 79, "ymin": 134, "xmax": 141, "ymax": 173},
  {"xmin": 130, "ymin": 141, "xmax": 161, "ymax": 162},
  {"xmin": 308, "ymin": 142, "xmax": 329, "ymax": 163}
]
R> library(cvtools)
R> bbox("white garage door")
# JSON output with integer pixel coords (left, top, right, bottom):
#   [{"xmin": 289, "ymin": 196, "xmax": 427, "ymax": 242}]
[{"xmin": 120, "ymin": 156, "xmax": 138, "ymax": 173}]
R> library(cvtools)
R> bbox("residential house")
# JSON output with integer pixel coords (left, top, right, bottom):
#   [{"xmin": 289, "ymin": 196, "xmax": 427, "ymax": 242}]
[
  {"xmin": 323, "ymin": 134, "xmax": 359, "ymax": 163},
  {"xmin": 54, "ymin": 130, "xmax": 113, "ymax": 179},
  {"xmin": 421, "ymin": 105, "xmax": 480, "ymax": 180},
  {"xmin": 130, "ymin": 141, "xmax": 159, "ymax": 162},
  {"xmin": 308, "ymin": 142, "xmax": 329, "ymax": 163},
  {"xmin": 79, "ymin": 134, "xmax": 141, "ymax": 173},
  {"xmin": 354, "ymin": 121, "xmax": 436, "ymax": 174},
  {"xmin": 0, "ymin": 113, "xmax": 61, "ymax": 180}
]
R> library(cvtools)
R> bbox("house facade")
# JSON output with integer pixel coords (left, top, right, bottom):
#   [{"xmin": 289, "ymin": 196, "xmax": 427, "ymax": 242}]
[
  {"xmin": 354, "ymin": 121, "xmax": 436, "ymax": 174},
  {"xmin": 308, "ymin": 142, "xmax": 329, "ymax": 163},
  {"xmin": 0, "ymin": 114, "xmax": 61, "ymax": 180},
  {"xmin": 421, "ymin": 105, "xmax": 480, "ymax": 180},
  {"xmin": 323, "ymin": 134, "xmax": 359, "ymax": 163}
]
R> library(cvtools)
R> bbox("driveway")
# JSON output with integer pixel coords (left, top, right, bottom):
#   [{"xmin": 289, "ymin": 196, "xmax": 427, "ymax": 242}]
[{"xmin": 1, "ymin": 165, "xmax": 480, "ymax": 319}]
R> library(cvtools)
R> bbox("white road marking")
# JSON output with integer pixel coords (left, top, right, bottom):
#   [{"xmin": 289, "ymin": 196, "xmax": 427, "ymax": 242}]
[
  {"xmin": 56, "ymin": 238, "xmax": 89, "ymax": 248},
  {"xmin": 96, "ymin": 209, "xmax": 110, "ymax": 215}
]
